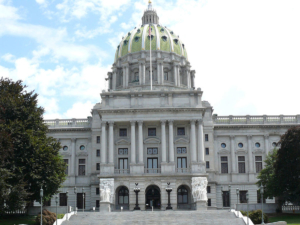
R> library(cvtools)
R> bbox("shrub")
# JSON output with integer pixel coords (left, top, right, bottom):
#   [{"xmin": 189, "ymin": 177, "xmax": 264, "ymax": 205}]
[
  {"xmin": 238, "ymin": 210, "xmax": 269, "ymax": 224},
  {"xmin": 35, "ymin": 209, "xmax": 56, "ymax": 225},
  {"xmin": 57, "ymin": 214, "xmax": 65, "ymax": 219}
]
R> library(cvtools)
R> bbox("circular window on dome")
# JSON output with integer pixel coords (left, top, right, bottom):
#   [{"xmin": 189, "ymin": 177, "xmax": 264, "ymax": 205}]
[
  {"xmin": 255, "ymin": 142, "xmax": 261, "ymax": 148},
  {"xmin": 182, "ymin": 44, "xmax": 185, "ymax": 49},
  {"xmin": 123, "ymin": 40, "xmax": 128, "ymax": 45},
  {"xmin": 134, "ymin": 36, "xmax": 140, "ymax": 42},
  {"xmin": 170, "ymin": 31, "xmax": 174, "ymax": 35},
  {"xmin": 137, "ymin": 29, "xmax": 141, "ymax": 33},
  {"xmin": 160, "ymin": 28, "xmax": 165, "ymax": 32},
  {"xmin": 173, "ymin": 39, "xmax": 179, "ymax": 45},
  {"xmin": 272, "ymin": 142, "xmax": 277, "ymax": 147},
  {"xmin": 221, "ymin": 143, "xmax": 226, "ymax": 148},
  {"xmin": 148, "ymin": 35, "xmax": 154, "ymax": 41},
  {"xmin": 128, "ymin": 32, "xmax": 131, "ymax": 36},
  {"xmin": 238, "ymin": 143, "xmax": 243, "ymax": 148},
  {"xmin": 80, "ymin": 145, "xmax": 85, "ymax": 151},
  {"xmin": 63, "ymin": 146, "xmax": 68, "ymax": 151},
  {"xmin": 161, "ymin": 36, "xmax": 167, "ymax": 42}
]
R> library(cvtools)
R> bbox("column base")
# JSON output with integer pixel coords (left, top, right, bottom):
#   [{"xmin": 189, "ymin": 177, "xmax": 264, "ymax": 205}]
[
  {"xmin": 166, "ymin": 206, "xmax": 173, "ymax": 210},
  {"xmin": 100, "ymin": 202, "xmax": 113, "ymax": 212},
  {"xmin": 134, "ymin": 206, "xmax": 141, "ymax": 210},
  {"xmin": 195, "ymin": 200, "xmax": 207, "ymax": 211}
]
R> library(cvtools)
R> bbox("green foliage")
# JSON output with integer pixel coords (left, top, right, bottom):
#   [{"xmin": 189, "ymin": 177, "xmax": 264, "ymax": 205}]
[
  {"xmin": 35, "ymin": 209, "xmax": 56, "ymax": 225},
  {"xmin": 57, "ymin": 214, "xmax": 65, "ymax": 219},
  {"xmin": 240, "ymin": 210, "xmax": 269, "ymax": 224},
  {"xmin": 275, "ymin": 126, "xmax": 300, "ymax": 205},
  {"xmin": 0, "ymin": 77, "xmax": 66, "ymax": 212}
]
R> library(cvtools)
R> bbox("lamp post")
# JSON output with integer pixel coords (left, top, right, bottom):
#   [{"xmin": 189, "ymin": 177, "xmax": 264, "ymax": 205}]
[
  {"xmin": 246, "ymin": 192, "xmax": 249, "ymax": 225},
  {"xmin": 133, "ymin": 183, "xmax": 141, "ymax": 210},
  {"xmin": 236, "ymin": 188, "xmax": 239, "ymax": 208},
  {"xmin": 55, "ymin": 195, "xmax": 58, "ymax": 225},
  {"xmin": 221, "ymin": 186, "xmax": 223, "ymax": 210},
  {"xmin": 82, "ymin": 187, "xmax": 85, "ymax": 213},
  {"xmin": 260, "ymin": 185, "xmax": 264, "ymax": 224},
  {"xmin": 165, "ymin": 182, "xmax": 173, "ymax": 210},
  {"xmin": 40, "ymin": 186, "xmax": 43, "ymax": 225},
  {"xmin": 228, "ymin": 185, "xmax": 231, "ymax": 211},
  {"xmin": 66, "ymin": 191, "xmax": 69, "ymax": 221},
  {"xmin": 74, "ymin": 187, "xmax": 77, "ymax": 215}
]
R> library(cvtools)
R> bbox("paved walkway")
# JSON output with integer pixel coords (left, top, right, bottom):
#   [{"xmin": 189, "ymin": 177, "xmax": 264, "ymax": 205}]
[{"xmin": 62, "ymin": 210, "xmax": 245, "ymax": 225}]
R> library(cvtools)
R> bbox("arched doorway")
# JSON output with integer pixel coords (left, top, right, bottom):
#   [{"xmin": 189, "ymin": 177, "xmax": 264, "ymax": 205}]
[
  {"xmin": 145, "ymin": 185, "xmax": 161, "ymax": 209},
  {"xmin": 177, "ymin": 185, "xmax": 190, "ymax": 209},
  {"xmin": 116, "ymin": 186, "xmax": 129, "ymax": 210}
]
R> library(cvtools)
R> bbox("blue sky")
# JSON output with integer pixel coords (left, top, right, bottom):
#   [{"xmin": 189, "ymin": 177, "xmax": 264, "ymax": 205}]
[{"xmin": 1, "ymin": 0, "xmax": 300, "ymax": 119}]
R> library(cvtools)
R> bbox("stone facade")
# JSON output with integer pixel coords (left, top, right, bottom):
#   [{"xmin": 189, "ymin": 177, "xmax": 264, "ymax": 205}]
[{"xmin": 41, "ymin": 2, "xmax": 299, "ymax": 211}]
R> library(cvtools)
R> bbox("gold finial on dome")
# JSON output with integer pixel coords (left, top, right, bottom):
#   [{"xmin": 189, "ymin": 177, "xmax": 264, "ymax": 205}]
[{"xmin": 149, "ymin": 0, "xmax": 152, "ymax": 3}]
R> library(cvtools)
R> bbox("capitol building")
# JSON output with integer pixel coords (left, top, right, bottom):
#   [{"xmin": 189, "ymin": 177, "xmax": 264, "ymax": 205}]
[{"xmin": 44, "ymin": 1, "xmax": 298, "ymax": 212}]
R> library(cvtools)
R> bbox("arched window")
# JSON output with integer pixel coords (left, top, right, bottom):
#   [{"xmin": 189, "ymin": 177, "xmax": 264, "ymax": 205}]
[
  {"xmin": 118, "ymin": 187, "xmax": 129, "ymax": 205},
  {"xmin": 177, "ymin": 186, "xmax": 188, "ymax": 204}
]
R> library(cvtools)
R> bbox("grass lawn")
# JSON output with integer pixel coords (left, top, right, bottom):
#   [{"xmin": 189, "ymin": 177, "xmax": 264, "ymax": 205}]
[
  {"xmin": 268, "ymin": 213, "xmax": 300, "ymax": 225},
  {"xmin": 0, "ymin": 215, "xmax": 36, "ymax": 225}
]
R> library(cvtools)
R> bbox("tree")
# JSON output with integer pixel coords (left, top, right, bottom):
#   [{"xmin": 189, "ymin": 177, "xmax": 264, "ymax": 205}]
[
  {"xmin": 275, "ymin": 126, "xmax": 300, "ymax": 205},
  {"xmin": 0, "ymin": 77, "xmax": 66, "ymax": 213}
]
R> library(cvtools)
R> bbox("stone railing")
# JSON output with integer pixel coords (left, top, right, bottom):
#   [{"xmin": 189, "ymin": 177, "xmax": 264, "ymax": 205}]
[
  {"xmin": 213, "ymin": 115, "xmax": 300, "ymax": 125},
  {"xmin": 282, "ymin": 204, "xmax": 300, "ymax": 213},
  {"xmin": 176, "ymin": 168, "xmax": 190, "ymax": 173},
  {"xmin": 44, "ymin": 118, "xmax": 92, "ymax": 128},
  {"xmin": 114, "ymin": 169, "xmax": 130, "ymax": 174}
]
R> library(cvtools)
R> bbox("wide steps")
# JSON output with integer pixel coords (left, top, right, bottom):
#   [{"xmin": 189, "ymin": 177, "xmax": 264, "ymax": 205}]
[{"xmin": 62, "ymin": 210, "xmax": 245, "ymax": 225}]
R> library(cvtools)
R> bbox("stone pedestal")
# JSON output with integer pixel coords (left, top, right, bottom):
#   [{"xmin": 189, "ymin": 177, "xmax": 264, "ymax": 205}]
[
  {"xmin": 196, "ymin": 200, "xmax": 207, "ymax": 210},
  {"xmin": 100, "ymin": 202, "xmax": 113, "ymax": 212}
]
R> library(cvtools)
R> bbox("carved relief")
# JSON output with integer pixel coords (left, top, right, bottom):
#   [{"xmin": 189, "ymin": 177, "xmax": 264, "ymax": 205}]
[
  {"xmin": 192, "ymin": 177, "xmax": 208, "ymax": 201},
  {"xmin": 100, "ymin": 178, "xmax": 114, "ymax": 203}
]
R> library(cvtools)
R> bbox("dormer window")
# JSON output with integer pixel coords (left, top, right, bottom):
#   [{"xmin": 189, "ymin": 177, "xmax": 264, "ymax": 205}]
[
  {"xmin": 160, "ymin": 28, "xmax": 165, "ymax": 32},
  {"xmin": 161, "ymin": 35, "xmax": 167, "ymax": 42},
  {"xmin": 134, "ymin": 36, "xmax": 140, "ymax": 42},
  {"xmin": 174, "ymin": 39, "xmax": 179, "ymax": 44},
  {"xmin": 148, "ymin": 35, "xmax": 154, "ymax": 40},
  {"xmin": 123, "ymin": 40, "xmax": 128, "ymax": 45}
]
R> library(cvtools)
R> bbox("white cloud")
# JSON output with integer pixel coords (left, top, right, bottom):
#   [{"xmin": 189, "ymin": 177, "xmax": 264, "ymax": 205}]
[
  {"xmin": 63, "ymin": 101, "xmax": 94, "ymax": 118},
  {"xmin": 0, "ymin": 2, "xmax": 21, "ymax": 20},
  {"xmin": 35, "ymin": 0, "xmax": 47, "ymax": 5},
  {"xmin": 1, "ymin": 53, "xmax": 15, "ymax": 62}
]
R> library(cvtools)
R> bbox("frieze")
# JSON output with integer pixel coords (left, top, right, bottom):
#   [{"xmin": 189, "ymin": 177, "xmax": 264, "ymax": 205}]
[
  {"xmin": 115, "ymin": 138, "xmax": 131, "ymax": 145},
  {"xmin": 76, "ymin": 152, "xmax": 88, "ymax": 156},
  {"xmin": 98, "ymin": 108, "xmax": 205, "ymax": 114},
  {"xmin": 48, "ymin": 128, "xmax": 91, "ymax": 132}
]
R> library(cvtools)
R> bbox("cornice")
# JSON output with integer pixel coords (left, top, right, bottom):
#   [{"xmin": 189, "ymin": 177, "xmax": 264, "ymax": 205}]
[
  {"xmin": 48, "ymin": 128, "xmax": 91, "ymax": 132},
  {"xmin": 214, "ymin": 124, "xmax": 297, "ymax": 129},
  {"xmin": 98, "ymin": 107, "xmax": 206, "ymax": 114}
]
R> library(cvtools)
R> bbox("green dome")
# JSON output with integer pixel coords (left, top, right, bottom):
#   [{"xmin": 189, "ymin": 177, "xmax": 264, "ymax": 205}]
[{"xmin": 114, "ymin": 24, "xmax": 188, "ymax": 63}]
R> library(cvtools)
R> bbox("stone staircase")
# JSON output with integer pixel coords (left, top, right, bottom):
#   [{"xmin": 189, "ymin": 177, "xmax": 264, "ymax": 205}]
[{"xmin": 62, "ymin": 210, "xmax": 246, "ymax": 225}]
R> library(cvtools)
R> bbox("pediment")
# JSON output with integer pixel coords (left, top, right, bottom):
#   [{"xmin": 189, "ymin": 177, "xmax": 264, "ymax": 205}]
[
  {"xmin": 144, "ymin": 137, "xmax": 161, "ymax": 144},
  {"xmin": 174, "ymin": 137, "xmax": 190, "ymax": 144},
  {"xmin": 115, "ymin": 139, "xmax": 131, "ymax": 145}
]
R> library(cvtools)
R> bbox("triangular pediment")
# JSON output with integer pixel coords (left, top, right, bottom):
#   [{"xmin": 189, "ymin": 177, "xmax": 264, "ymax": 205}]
[
  {"xmin": 174, "ymin": 137, "xmax": 189, "ymax": 144},
  {"xmin": 144, "ymin": 137, "xmax": 161, "ymax": 144},
  {"xmin": 115, "ymin": 139, "xmax": 131, "ymax": 145}
]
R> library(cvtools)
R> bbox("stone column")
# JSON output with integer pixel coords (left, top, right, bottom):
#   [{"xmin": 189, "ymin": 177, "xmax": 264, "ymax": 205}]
[
  {"xmin": 108, "ymin": 122, "xmax": 114, "ymax": 164},
  {"xmin": 264, "ymin": 135, "xmax": 269, "ymax": 155},
  {"xmin": 168, "ymin": 120, "xmax": 174, "ymax": 163},
  {"xmin": 161, "ymin": 63, "xmax": 164, "ymax": 85},
  {"xmin": 173, "ymin": 64, "xmax": 178, "ymax": 86},
  {"xmin": 142, "ymin": 63, "xmax": 146, "ymax": 84},
  {"xmin": 161, "ymin": 120, "xmax": 167, "ymax": 162},
  {"xmin": 186, "ymin": 70, "xmax": 191, "ymax": 88},
  {"xmin": 101, "ymin": 122, "xmax": 107, "ymax": 164},
  {"xmin": 177, "ymin": 66, "xmax": 181, "ymax": 87},
  {"xmin": 112, "ymin": 69, "xmax": 117, "ymax": 90},
  {"xmin": 157, "ymin": 62, "xmax": 161, "ymax": 84},
  {"xmin": 191, "ymin": 70, "xmax": 195, "ymax": 89},
  {"xmin": 190, "ymin": 120, "xmax": 197, "ymax": 162},
  {"xmin": 197, "ymin": 119, "xmax": 205, "ymax": 163},
  {"xmin": 126, "ymin": 66, "xmax": 129, "ymax": 87},
  {"xmin": 131, "ymin": 121, "xmax": 136, "ymax": 164},
  {"xmin": 230, "ymin": 135, "xmax": 236, "ymax": 173},
  {"xmin": 122, "ymin": 67, "xmax": 126, "ymax": 88},
  {"xmin": 138, "ymin": 121, "xmax": 144, "ymax": 163},
  {"xmin": 247, "ymin": 135, "xmax": 254, "ymax": 173},
  {"xmin": 71, "ymin": 138, "xmax": 76, "ymax": 175}
]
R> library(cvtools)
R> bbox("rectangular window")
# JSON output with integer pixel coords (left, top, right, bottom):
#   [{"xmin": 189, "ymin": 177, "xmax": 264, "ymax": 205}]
[
  {"xmin": 96, "ymin": 149, "xmax": 100, "ymax": 157},
  {"xmin": 148, "ymin": 128, "xmax": 156, "ymax": 136},
  {"xmin": 207, "ymin": 186, "xmax": 211, "ymax": 193},
  {"xmin": 222, "ymin": 191, "xmax": 230, "ymax": 207},
  {"xmin": 164, "ymin": 72, "xmax": 168, "ymax": 81},
  {"xmin": 63, "ymin": 159, "xmax": 68, "ymax": 175},
  {"xmin": 118, "ymin": 148, "xmax": 128, "ymax": 155},
  {"xmin": 96, "ymin": 200, "xmax": 100, "ymax": 208},
  {"xmin": 147, "ymin": 158, "xmax": 158, "ymax": 173},
  {"xmin": 208, "ymin": 199, "xmax": 211, "ymax": 207},
  {"xmin": 134, "ymin": 72, "xmax": 139, "ymax": 81},
  {"xmin": 96, "ymin": 163, "xmax": 100, "ymax": 171},
  {"xmin": 78, "ymin": 159, "xmax": 86, "ymax": 176},
  {"xmin": 206, "ymin": 161, "xmax": 210, "ymax": 169},
  {"xmin": 147, "ymin": 148, "xmax": 158, "ymax": 155},
  {"xmin": 255, "ymin": 156, "xmax": 263, "ymax": 173},
  {"xmin": 96, "ymin": 188, "xmax": 100, "ymax": 195},
  {"xmin": 205, "ymin": 148, "xmax": 209, "ymax": 155},
  {"xmin": 177, "ymin": 127, "xmax": 185, "ymax": 135},
  {"xmin": 59, "ymin": 193, "xmax": 67, "ymax": 206},
  {"xmin": 177, "ymin": 147, "xmax": 187, "ymax": 154},
  {"xmin": 238, "ymin": 156, "xmax": 246, "ymax": 173},
  {"xmin": 119, "ymin": 158, "xmax": 128, "ymax": 169},
  {"xmin": 221, "ymin": 156, "xmax": 228, "ymax": 173},
  {"xmin": 205, "ymin": 134, "xmax": 209, "ymax": 141},
  {"xmin": 96, "ymin": 136, "xmax": 100, "ymax": 143},
  {"xmin": 119, "ymin": 128, "xmax": 127, "ymax": 137},
  {"xmin": 240, "ymin": 191, "xmax": 248, "ymax": 203},
  {"xmin": 177, "ymin": 157, "xmax": 187, "ymax": 168}
]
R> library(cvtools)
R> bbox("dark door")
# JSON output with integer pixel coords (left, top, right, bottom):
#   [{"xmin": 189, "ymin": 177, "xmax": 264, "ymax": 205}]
[
  {"xmin": 222, "ymin": 191, "xmax": 230, "ymax": 207},
  {"xmin": 77, "ymin": 193, "xmax": 85, "ymax": 209},
  {"xmin": 146, "ymin": 186, "xmax": 161, "ymax": 209}
]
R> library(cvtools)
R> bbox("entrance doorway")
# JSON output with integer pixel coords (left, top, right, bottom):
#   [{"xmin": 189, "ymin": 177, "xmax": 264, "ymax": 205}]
[
  {"xmin": 145, "ymin": 185, "xmax": 161, "ymax": 209},
  {"xmin": 77, "ymin": 193, "xmax": 85, "ymax": 209}
]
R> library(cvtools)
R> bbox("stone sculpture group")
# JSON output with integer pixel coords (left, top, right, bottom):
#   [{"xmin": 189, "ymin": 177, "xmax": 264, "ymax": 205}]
[{"xmin": 192, "ymin": 177, "xmax": 208, "ymax": 201}]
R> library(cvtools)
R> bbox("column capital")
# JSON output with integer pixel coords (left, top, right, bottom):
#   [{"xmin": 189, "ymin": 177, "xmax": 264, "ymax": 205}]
[
  {"xmin": 71, "ymin": 138, "xmax": 77, "ymax": 142},
  {"xmin": 168, "ymin": 119, "xmax": 174, "ymax": 124},
  {"xmin": 197, "ymin": 119, "xmax": 203, "ymax": 124},
  {"xmin": 130, "ymin": 121, "xmax": 136, "ymax": 126},
  {"xmin": 160, "ymin": 120, "xmax": 166, "ymax": 125},
  {"xmin": 264, "ymin": 134, "xmax": 269, "ymax": 139},
  {"xmin": 190, "ymin": 119, "xmax": 196, "ymax": 125},
  {"xmin": 101, "ymin": 121, "xmax": 107, "ymax": 126},
  {"xmin": 230, "ymin": 135, "xmax": 235, "ymax": 140},
  {"xmin": 108, "ymin": 121, "xmax": 114, "ymax": 126},
  {"xmin": 247, "ymin": 135, "xmax": 252, "ymax": 139},
  {"xmin": 138, "ymin": 121, "xmax": 143, "ymax": 125}
]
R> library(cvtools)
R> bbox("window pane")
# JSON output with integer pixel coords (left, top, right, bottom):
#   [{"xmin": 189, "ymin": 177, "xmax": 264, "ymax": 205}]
[
  {"xmin": 79, "ymin": 159, "xmax": 85, "ymax": 164},
  {"xmin": 153, "ymin": 159, "xmax": 158, "ymax": 168},
  {"xmin": 183, "ymin": 195, "xmax": 188, "ymax": 203},
  {"xmin": 124, "ymin": 159, "xmax": 128, "ymax": 169},
  {"xmin": 182, "ymin": 158, "xmax": 187, "ymax": 168},
  {"xmin": 178, "ymin": 158, "xmax": 181, "ymax": 168},
  {"xmin": 255, "ymin": 156, "xmax": 262, "ymax": 161},
  {"xmin": 119, "ymin": 196, "xmax": 123, "ymax": 204},
  {"xmin": 124, "ymin": 196, "xmax": 129, "ymax": 204},
  {"xmin": 148, "ymin": 159, "xmax": 153, "ymax": 168},
  {"xmin": 238, "ymin": 162, "xmax": 245, "ymax": 173},
  {"xmin": 221, "ymin": 157, "xmax": 227, "ymax": 162},
  {"xmin": 120, "ymin": 159, "xmax": 124, "ymax": 169},
  {"xmin": 238, "ymin": 156, "xmax": 245, "ymax": 161},
  {"xmin": 256, "ymin": 162, "xmax": 262, "ymax": 173}
]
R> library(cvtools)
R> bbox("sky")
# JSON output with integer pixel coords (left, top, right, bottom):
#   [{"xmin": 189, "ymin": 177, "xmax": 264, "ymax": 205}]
[{"xmin": 0, "ymin": 0, "xmax": 300, "ymax": 119}]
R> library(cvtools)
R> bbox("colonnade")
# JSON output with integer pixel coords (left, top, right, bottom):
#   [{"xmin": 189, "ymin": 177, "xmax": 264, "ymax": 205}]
[{"xmin": 100, "ymin": 119, "xmax": 205, "ymax": 167}]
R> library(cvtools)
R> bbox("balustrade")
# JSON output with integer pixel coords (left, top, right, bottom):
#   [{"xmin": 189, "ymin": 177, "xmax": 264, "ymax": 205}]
[
  {"xmin": 44, "ymin": 119, "xmax": 90, "ymax": 128},
  {"xmin": 144, "ymin": 168, "xmax": 161, "ymax": 174}
]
